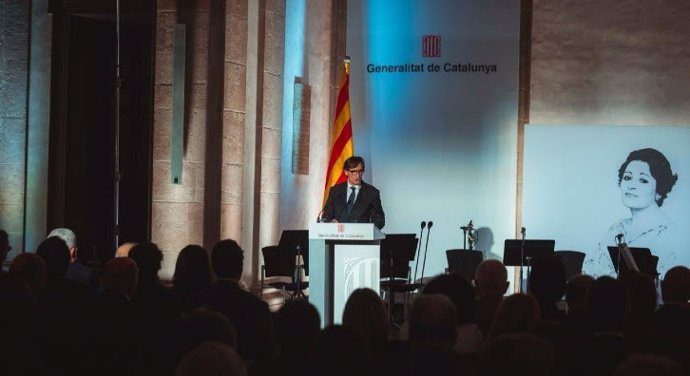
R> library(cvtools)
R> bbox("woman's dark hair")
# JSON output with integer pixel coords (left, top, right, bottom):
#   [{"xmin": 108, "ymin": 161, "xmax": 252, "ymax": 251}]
[
  {"xmin": 36, "ymin": 236, "xmax": 70, "ymax": 280},
  {"xmin": 422, "ymin": 273, "xmax": 476, "ymax": 325},
  {"xmin": 211, "ymin": 239, "xmax": 243, "ymax": 279},
  {"xmin": 342, "ymin": 288, "xmax": 389, "ymax": 356},
  {"xmin": 528, "ymin": 256, "xmax": 566, "ymax": 305},
  {"xmin": 618, "ymin": 148, "xmax": 678, "ymax": 206},
  {"xmin": 585, "ymin": 276, "xmax": 630, "ymax": 332},
  {"xmin": 173, "ymin": 245, "xmax": 214, "ymax": 295},
  {"xmin": 128, "ymin": 242, "xmax": 163, "ymax": 281},
  {"xmin": 274, "ymin": 300, "xmax": 321, "ymax": 358}
]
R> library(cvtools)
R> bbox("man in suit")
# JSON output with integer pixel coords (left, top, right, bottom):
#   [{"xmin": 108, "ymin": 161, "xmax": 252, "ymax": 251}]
[
  {"xmin": 205, "ymin": 239, "xmax": 275, "ymax": 364},
  {"xmin": 321, "ymin": 156, "xmax": 385, "ymax": 229},
  {"xmin": 47, "ymin": 228, "xmax": 94, "ymax": 287}
]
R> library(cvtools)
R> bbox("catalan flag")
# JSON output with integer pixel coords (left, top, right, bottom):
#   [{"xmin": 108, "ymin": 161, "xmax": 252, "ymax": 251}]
[{"xmin": 323, "ymin": 60, "xmax": 354, "ymax": 204}]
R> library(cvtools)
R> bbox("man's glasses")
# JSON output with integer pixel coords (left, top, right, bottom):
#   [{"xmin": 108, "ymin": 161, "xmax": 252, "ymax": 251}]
[{"xmin": 348, "ymin": 169, "xmax": 364, "ymax": 176}]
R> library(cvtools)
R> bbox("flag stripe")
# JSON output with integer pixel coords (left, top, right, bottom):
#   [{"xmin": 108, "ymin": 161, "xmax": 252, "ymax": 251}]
[
  {"xmin": 325, "ymin": 126, "xmax": 353, "ymax": 190},
  {"xmin": 326, "ymin": 139, "xmax": 354, "ymax": 188},
  {"xmin": 326, "ymin": 117, "xmax": 352, "ymax": 174},
  {"xmin": 334, "ymin": 74, "xmax": 350, "ymax": 123},
  {"xmin": 323, "ymin": 63, "xmax": 354, "ymax": 204}
]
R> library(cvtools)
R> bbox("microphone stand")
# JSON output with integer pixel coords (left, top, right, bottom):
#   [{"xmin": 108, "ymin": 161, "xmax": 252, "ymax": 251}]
[
  {"xmin": 460, "ymin": 220, "xmax": 474, "ymax": 250},
  {"xmin": 292, "ymin": 245, "xmax": 305, "ymax": 299},
  {"xmin": 317, "ymin": 192, "xmax": 340, "ymax": 222},
  {"xmin": 388, "ymin": 242, "xmax": 395, "ymax": 325},
  {"xmin": 519, "ymin": 227, "xmax": 526, "ymax": 293},
  {"xmin": 615, "ymin": 234, "xmax": 623, "ymax": 280},
  {"xmin": 413, "ymin": 221, "xmax": 426, "ymax": 285},
  {"xmin": 419, "ymin": 221, "xmax": 433, "ymax": 286},
  {"xmin": 113, "ymin": 0, "xmax": 122, "ymax": 250}
]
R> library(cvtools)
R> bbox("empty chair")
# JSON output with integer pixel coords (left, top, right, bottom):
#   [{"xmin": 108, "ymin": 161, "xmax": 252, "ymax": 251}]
[
  {"xmin": 259, "ymin": 245, "xmax": 307, "ymax": 302},
  {"xmin": 555, "ymin": 250, "xmax": 586, "ymax": 280},
  {"xmin": 380, "ymin": 234, "xmax": 419, "ymax": 290},
  {"xmin": 446, "ymin": 249, "xmax": 483, "ymax": 282},
  {"xmin": 379, "ymin": 234, "xmax": 419, "ymax": 324}
]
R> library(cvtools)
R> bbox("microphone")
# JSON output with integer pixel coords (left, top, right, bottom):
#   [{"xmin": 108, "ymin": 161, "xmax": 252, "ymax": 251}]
[
  {"xmin": 521, "ymin": 226, "xmax": 526, "ymax": 238},
  {"xmin": 460, "ymin": 220, "xmax": 472, "ymax": 249},
  {"xmin": 420, "ymin": 221, "xmax": 433, "ymax": 285},
  {"xmin": 615, "ymin": 233, "xmax": 624, "ymax": 243},
  {"xmin": 317, "ymin": 191, "xmax": 344, "ymax": 222},
  {"xmin": 413, "ymin": 221, "xmax": 427, "ymax": 283}
]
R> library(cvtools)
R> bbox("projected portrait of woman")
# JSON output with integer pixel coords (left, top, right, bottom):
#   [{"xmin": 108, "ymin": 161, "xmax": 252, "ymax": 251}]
[{"xmin": 585, "ymin": 148, "xmax": 679, "ymax": 277}]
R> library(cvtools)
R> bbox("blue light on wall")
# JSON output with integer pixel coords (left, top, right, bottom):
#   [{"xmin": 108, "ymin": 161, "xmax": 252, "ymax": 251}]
[{"xmin": 349, "ymin": 0, "xmax": 521, "ymax": 276}]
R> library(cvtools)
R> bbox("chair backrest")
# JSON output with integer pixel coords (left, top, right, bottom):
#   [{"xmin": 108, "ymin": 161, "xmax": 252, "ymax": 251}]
[
  {"xmin": 278, "ymin": 230, "xmax": 309, "ymax": 274},
  {"xmin": 643, "ymin": 255, "xmax": 659, "ymax": 278},
  {"xmin": 555, "ymin": 250, "xmax": 586, "ymax": 280},
  {"xmin": 261, "ymin": 245, "xmax": 295, "ymax": 278},
  {"xmin": 446, "ymin": 249, "xmax": 484, "ymax": 282},
  {"xmin": 380, "ymin": 234, "xmax": 418, "ymax": 279}
]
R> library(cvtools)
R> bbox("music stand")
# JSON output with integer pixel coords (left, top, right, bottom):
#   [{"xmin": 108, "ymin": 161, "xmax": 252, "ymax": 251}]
[
  {"xmin": 607, "ymin": 246, "xmax": 659, "ymax": 279},
  {"xmin": 379, "ymin": 233, "xmax": 419, "ymax": 325},
  {"xmin": 278, "ymin": 230, "xmax": 309, "ymax": 298},
  {"xmin": 503, "ymin": 239, "xmax": 555, "ymax": 292},
  {"xmin": 446, "ymin": 249, "xmax": 484, "ymax": 282},
  {"xmin": 503, "ymin": 239, "xmax": 555, "ymax": 266}
]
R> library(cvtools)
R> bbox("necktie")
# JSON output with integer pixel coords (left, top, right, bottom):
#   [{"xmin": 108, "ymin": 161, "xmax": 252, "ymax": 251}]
[{"xmin": 346, "ymin": 187, "xmax": 356, "ymax": 217}]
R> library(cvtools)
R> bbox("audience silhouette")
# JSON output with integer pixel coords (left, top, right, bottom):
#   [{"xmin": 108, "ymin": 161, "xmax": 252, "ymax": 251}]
[{"xmin": 2, "ymin": 235, "xmax": 690, "ymax": 376}]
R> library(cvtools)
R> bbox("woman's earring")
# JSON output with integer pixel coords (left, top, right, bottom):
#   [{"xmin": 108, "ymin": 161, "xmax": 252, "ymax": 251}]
[{"xmin": 656, "ymin": 193, "xmax": 662, "ymax": 202}]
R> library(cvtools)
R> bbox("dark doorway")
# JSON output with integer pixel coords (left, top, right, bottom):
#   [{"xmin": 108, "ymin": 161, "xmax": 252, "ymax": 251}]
[
  {"xmin": 49, "ymin": 2, "xmax": 154, "ymax": 265},
  {"xmin": 64, "ymin": 16, "xmax": 117, "ymax": 262}
]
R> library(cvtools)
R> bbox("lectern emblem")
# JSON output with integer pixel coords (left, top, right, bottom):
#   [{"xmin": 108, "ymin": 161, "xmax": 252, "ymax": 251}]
[{"xmin": 422, "ymin": 35, "xmax": 441, "ymax": 57}]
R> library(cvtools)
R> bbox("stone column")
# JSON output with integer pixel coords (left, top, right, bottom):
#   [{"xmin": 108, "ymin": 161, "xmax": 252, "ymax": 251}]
[
  {"xmin": 221, "ymin": 0, "xmax": 248, "ymax": 253},
  {"xmin": 259, "ymin": 0, "xmax": 285, "ymax": 271},
  {"xmin": 0, "ymin": 0, "xmax": 30, "ymax": 260},
  {"xmin": 152, "ymin": 0, "xmax": 209, "ymax": 279},
  {"xmin": 25, "ymin": 0, "xmax": 53, "ymax": 254},
  {"xmin": 241, "ymin": 0, "xmax": 285, "ymax": 288}
]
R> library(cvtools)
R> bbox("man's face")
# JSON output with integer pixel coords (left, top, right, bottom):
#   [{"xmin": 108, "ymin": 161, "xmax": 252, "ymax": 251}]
[{"xmin": 345, "ymin": 163, "xmax": 364, "ymax": 186}]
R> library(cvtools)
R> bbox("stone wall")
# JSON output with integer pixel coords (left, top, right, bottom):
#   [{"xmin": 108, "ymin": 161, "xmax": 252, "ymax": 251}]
[
  {"xmin": 530, "ymin": 0, "xmax": 690, "ymax": 125},
  {"xmin": 152, "ymin": 0, "xmax": 285, "ymax": 283},
  {"xmin": 0, "ymin": 0, "xmax": 30, "ymax": 261}
]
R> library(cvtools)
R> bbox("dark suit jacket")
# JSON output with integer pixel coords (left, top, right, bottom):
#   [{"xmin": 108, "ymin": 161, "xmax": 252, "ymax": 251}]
[
  {"xmin": 322, "ymin": 181, "xmax": 385, "ymax": 229},
  {"xmin": 202, "ymin": 279, "xmax": 275, "ymax": 363}
]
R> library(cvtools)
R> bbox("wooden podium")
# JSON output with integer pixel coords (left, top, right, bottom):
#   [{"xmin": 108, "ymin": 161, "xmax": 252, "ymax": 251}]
[{"xmin": 308, "ymin": 222, "xmax": 385, "ymax": 327}]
